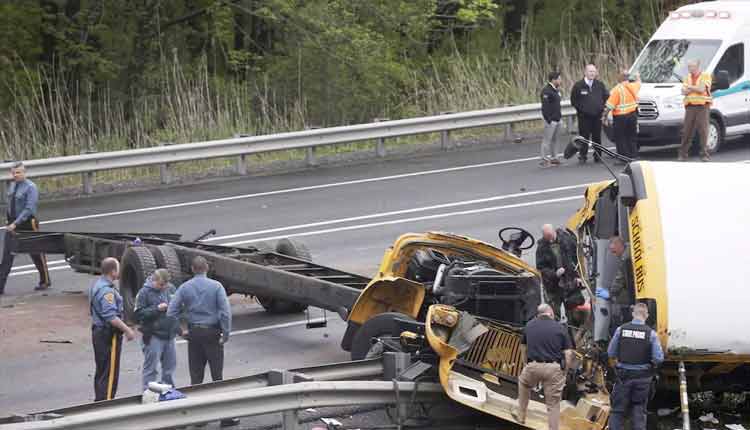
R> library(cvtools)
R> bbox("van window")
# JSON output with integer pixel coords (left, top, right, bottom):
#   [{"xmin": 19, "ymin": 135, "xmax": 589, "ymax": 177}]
[
  {"xmin": 632, "ymin": 39, "xmax": 721, "ymax": 83},
  {"xmin": 715, "ymin": 43, "xmax": 744, "ymax": 84}
]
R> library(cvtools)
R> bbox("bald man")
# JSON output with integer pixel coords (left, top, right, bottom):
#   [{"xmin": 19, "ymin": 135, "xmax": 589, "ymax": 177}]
[
  {"xmin": 571, "ymin": 64, "xmax": 609, "ymax": 163},
  {"xmin": 535, "ymin": 225, "xmax": 581, "ymax": 318}
]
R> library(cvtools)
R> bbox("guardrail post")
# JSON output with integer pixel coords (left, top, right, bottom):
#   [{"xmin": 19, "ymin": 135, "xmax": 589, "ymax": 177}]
[
  {"xmin": 566, "ymin": 115, "xmax": 575, "ymax": 136},
  {"xmin": 504, "ymin": 123, "xmax": 513, "ymax": 142},
  {"xmin": 304, "ymin": 126, "xmax": 320, "ymax": 167},
  {"xmin": 1, "ymin": 180, "xmax": 9, "ymax": 204},
  {"xmin": 82, "ymin": 172, "xmax": 94, "ymax": 195},
  {"xmin": 158, "ymin": 142, "xmax": 172, "ymax": 185},
  {"xmin": 233, "ymin": 134, "xmax": 250, "ymax": 175},
  {"xmin": 439, "ymin": 111, "xmax": 454, "ymax": 150},
  {"xmin": 79, "ymin": 150, "xmax": 97, "ymax": 195},
  {"xmin": 268, "ymin": 370, "xmax": 302, "ymax": 430},
  {"xmin": 374, "ymin": 118, "xmax": 389, "ymax": 157}
]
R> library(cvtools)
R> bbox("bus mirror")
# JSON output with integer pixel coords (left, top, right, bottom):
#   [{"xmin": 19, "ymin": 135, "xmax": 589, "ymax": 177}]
[
  {"xmin": 618, "ymin": 174, "xmax": 636, "ymax": 207},
  {"xmin": 713, "ymin": 70, "xmax": 730, "ymax": 91}
]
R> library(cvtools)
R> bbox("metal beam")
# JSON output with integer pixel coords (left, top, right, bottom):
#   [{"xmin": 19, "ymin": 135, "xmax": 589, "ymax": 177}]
[
  {"xmin": 2, "ymin": 381, "xmax": 446, "ymax": 430},
  {"xmin": 0, "ymin": 102, "xmax": 576, "ymax": 181}
]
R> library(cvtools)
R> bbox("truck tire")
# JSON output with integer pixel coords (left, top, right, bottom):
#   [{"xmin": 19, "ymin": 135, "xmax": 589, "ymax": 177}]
[
  {"xmin": 151, "ymin": 245, "xmax": 186, "ymax": 285},
  {"xmin": 350, "ymin": 312, "xmax": 415, "ymax": 361},
  {"xmin": 275, "ymin": 238, "xmax": 312, "ymax": 261},
  {"xmin": 120, "ymin": 246, "xmax": 157, "ymax": 322},
  {"xmin": 249, "ymin": 241, "xmax": 274, "ymax": 253},
  {"xmin": 256, "ymin": 238, "xmax": 312, "ymax": 314}
]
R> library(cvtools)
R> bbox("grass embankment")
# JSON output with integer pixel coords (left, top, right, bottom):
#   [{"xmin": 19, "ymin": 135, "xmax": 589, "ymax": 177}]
[{"xmin": 3, "ymin": 35, "xmax": 637, "ymax": 194}]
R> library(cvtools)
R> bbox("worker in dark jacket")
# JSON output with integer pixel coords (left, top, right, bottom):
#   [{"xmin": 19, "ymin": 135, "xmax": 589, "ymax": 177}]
[
  {"xmin": 540, "ymin": 71, "xmax": 563, "ymax": 168},
  {"xmin": 535, "ymin": 224, "xmax": 583, "ymax": 320},
  {"xmin": 571, "ymin": 64, "xmax": 609, "ymax": 163},
  {"xmin": 134, "ymin": 268, "xmax": 180, "ymax": 391},
  {"xmin": 608, "ymin": 302, "xmax": 664, "ymax": 430}
]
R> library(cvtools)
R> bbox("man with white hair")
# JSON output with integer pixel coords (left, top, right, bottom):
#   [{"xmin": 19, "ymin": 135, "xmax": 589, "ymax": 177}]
[
  {"xmin": 607, "ymin": 302, "xmax": 664, "ymax": 430},
  {"xmin": 512, "ymin": 303, "xmax": 574, "ymax": 429},
  {"xmin": 679, "ymin": 59, "xmax": 712, "ymax": 161}
]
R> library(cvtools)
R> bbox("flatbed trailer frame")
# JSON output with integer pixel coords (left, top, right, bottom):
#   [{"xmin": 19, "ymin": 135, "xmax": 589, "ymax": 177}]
[{"xmin": 11, "ymin": 230, "xmax": 371, "ymax": 320}]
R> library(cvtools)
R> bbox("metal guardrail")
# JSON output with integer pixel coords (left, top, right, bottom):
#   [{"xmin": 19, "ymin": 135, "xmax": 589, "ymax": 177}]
[
  {"xmin": 1, "ymin": 354, "xmax": 446, "ymax": 430},
  {"xmin": 3, "ymin": 381, "xmax": 445, "ymax": 430},
  {"xmin": 0, "ymin": 101, "xmax": 575, "ymax": 200}
]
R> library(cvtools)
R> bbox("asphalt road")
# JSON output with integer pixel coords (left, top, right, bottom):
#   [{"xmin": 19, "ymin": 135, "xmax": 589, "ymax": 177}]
[{"xmin": 2, "ymin": 135, "xmax": 750, "ymax": 424}]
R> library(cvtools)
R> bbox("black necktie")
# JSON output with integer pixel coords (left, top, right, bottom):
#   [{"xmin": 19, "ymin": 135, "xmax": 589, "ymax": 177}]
[{"xmin": 8, "ymin": 184, "xmax": 16, "ymax": 221}]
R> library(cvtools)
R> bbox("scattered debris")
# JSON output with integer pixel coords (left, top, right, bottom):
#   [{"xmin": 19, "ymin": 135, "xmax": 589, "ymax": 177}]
[
  {"xmin": 726, "ymin": 425, "xmax": 747, "ymax": 430},
  {"xmin": 320, "ymin": 417, "xmax": 343, "ymax": 427},
  {"xmin": 62, "ymin": 290, "xmax": 82, "ymax": 295},
  {"xmin": 305, "ymin": 408, "xmax": 317, "ymax": 413},
  {"xmin": 699, "ymin": 412, "xmax": 720, "ymax": 424},
  {"xmin": 39, "ymin": 339, "xmax": 73, "ymax": 344},
  {"xmin": 658, "ymin": 407, "xmax": 679, "ymax": 417}
]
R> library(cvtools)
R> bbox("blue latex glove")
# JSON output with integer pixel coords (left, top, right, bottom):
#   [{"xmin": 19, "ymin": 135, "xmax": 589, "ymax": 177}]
[{"xmin": 595, "ymin": 287, "xmax": 610, "ymax": 300}]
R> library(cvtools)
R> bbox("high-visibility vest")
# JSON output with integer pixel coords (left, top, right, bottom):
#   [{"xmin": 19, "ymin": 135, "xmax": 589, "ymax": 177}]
[
  {"xmin": 683, "ymin": 72, "xmax": 712, "ymax": 106},
  {"xmin": 606, "ymin": 81, "xmax": 640, "ymax": 116}
]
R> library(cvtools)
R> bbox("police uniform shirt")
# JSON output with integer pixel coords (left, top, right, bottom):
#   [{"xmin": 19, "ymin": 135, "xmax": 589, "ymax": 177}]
[
  {"xmin": 6, "ymin": 179, "xmax": 39, "ymax": 225},
  {"xmin": 90, "ymin": 276, "xmax": 124, "ymax": 327},
  {"xmin": 522, "ymin": 315, "xmax": 573, "ymax": 363},
  {"xmin": 167, "ymin": 274, "xmax": 231, "ymax": 340}
]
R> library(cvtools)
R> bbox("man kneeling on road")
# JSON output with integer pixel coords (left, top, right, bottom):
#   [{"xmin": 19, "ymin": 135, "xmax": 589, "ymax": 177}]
[
  {"xmin": 135, "ymin": 268, "xmax": 180, "ymax": 391},
  {"xmin": 513, "ymin": 304, "xmax": 574, "ymax": 430}
]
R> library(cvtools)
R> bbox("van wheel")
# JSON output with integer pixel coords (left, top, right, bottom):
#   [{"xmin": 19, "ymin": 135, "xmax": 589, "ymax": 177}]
[
  {"xmin": 350, "ymin": 312, "xmax": 414, "ymax": 361},
  {"xmin": 706, "ymin": 117, "xmax": 724, "ymax": 154}
]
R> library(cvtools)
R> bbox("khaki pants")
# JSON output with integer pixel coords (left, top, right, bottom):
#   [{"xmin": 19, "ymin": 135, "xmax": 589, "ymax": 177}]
[
  {"xmin": 517, "ymin": 362, "xmax": 566, "ymax": 430},
  {"xmin": 679, "ymin": 104, "xmax": 709, "ymax": 159},
  {"xmin": 541, "ymin": 121, "xmax": 563, "ymax": 160}
]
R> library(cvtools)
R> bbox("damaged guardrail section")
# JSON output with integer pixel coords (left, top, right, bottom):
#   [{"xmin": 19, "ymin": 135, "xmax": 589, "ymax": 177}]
[
  {"xmin": 3, "ymin": 381, "xmax": 445, "ymax": 430},
  {"xmin": 0, "ymin": 101, "xmax": 575, "ymax": 201}
]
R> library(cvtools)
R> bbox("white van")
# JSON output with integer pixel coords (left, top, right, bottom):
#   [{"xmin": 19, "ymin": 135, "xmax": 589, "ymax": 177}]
[{"xmin": 632, "ymin": 1, "xmax": 750, "ymax": 153}]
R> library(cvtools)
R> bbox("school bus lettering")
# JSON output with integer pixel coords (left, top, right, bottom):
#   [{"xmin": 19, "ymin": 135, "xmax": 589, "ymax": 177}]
[{"xmin": 630, "ymin": 213, "xmax": 646, "ymax": 293}]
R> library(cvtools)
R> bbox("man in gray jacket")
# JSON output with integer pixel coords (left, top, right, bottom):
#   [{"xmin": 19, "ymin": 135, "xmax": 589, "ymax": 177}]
[{"xmin": 134, "ymin": 268, "xmax": 179, "ymax": 391}]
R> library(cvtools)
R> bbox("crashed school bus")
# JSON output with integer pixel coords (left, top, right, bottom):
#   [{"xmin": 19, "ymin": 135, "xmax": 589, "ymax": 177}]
[
  {"xmin": 340, "ymin": 231, "xmax": 612, "ymax": 429},
  {"xmin": 567, "ymin": 159, "xmax": 750, "ymax": 394}
]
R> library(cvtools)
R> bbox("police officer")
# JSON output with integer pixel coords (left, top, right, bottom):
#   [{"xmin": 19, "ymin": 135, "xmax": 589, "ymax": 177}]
[
  {"xmin": 0, "ymin": 162, "xmax": 50, "ymax": 295},
  {"xmin": 571, "ymin": 64, "xmax": 609, "ymax": 163},
  {"xmin": 607, "ymin": 302, "xmax": 664, "ymax": 430},
  {"xmin": 167, "ymin": 256, "xmax": 238, "ymax": 427},
  {"xmin": 134, "ymin": 268, "xmax": 179, "ymax": 391},
  {"xmin": 90, "ymin": 257, "xmax": 136, "ymax": 401},
  {"xmin": 513, "ymin": 304, "xmax": 574, "ymax": 430}
]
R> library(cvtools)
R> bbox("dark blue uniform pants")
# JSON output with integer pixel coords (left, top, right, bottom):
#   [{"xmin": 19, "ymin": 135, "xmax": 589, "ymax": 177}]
[
  {"xmin": 609, "ymin": 375, "xmax": 651, "ymax": 430},
  {"xmin": 188, "ymin": 326, "xmax": 224, "ymax": 385},
  {"xmin": 92, "ymin": 326, "xmax": 123, "ymax": 401},
  {"xmin": 0, "ymin": 217, "xmax": 50, "ymax": 294}
]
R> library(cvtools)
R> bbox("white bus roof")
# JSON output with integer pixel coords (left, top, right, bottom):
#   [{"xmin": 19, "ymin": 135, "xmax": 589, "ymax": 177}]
[{"xmin": 650, "ymin": 161, "xmax": 750, "ymax": 355}]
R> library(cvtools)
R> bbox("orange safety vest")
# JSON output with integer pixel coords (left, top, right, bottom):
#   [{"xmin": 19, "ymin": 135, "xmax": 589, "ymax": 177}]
[
  {"xmin": 606, "ymin": 81, "xmax": 641, "ymax": 116},
  {"xmin": 683, "ymin": 72, "xmax": 712, "ymax": 106}
]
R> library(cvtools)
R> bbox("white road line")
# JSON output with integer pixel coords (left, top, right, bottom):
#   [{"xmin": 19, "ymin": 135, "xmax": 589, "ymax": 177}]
[
  {"xmin": 206, "ymin": 183, "xmax": 592, "ymax": 241},
  {"xmin": 223, "ymin": 195, "xmax": 582, "ymax": 245},
  {"xmin": 7, "ymin": 194, "xmax": 582, "ymax": 279},
  {"xmin": 24, "ymin": 154, "xmax": 543, "ymax": 227},
  {"xmin": 174, "ymin": 319, "xmax": 326, "ymax": 344},
  {"xmin": 8, "ymin": 183, "xmax": 590, "ymax": 274}
]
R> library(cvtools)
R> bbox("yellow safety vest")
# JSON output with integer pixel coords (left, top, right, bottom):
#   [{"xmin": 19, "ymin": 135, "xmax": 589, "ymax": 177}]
[
  {"xmin": 606, "ymin": 82, "xmax": 640, "ymax": 116},
  {"xmin": 683, "ymin": 73, "xmax": 712, "ymax": 106}
]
